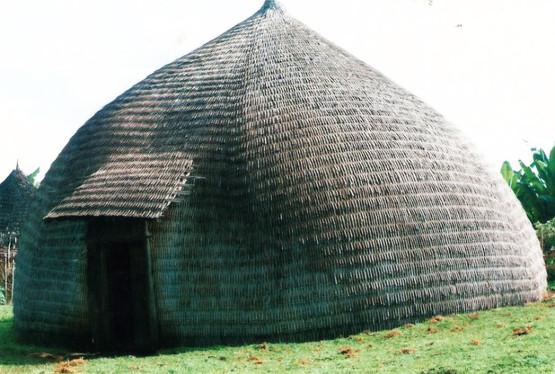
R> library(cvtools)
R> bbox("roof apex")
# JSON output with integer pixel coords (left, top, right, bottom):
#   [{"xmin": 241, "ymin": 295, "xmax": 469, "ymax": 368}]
[{"xmin": 261, "ymin": 0, "xmax": 285, "ymax": 12}]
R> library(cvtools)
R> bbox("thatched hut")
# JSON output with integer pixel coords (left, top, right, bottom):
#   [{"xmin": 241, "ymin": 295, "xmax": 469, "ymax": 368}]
[
  {"xmin": 0, "ymin": 166, "xmax": 35, "ymax": 305},
  {"xmin": 14, "ymin": 1, "xmax": 546, "ymax": 353},
  {"xmin": 0, "ymin": 166, "xmax": 36, "ymax": 245}
]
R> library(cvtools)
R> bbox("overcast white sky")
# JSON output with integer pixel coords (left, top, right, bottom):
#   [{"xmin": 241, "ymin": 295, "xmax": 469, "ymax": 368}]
[{"xmin": 0, "ymin": 0, "xmax": 554, "ymax": 182}]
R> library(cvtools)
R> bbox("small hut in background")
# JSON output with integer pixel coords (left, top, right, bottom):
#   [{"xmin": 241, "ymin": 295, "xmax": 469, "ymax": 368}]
[
  {"xmin": 0, "ymin": 166, "xmax": 36, "ymax": 304},
  {"xmin": 14, "ymin": 0, "xmax": 546, "ymax": 353}
]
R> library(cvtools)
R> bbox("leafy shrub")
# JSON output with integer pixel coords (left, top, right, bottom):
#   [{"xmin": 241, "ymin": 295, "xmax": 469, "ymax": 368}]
[
  {"xmin": 536, "ymin": 219, "xmax": 555, "ymax": 281},
  {"xmin": 0, "ymin": 285, "xmax": 5, "ymax": 305},
  {"xmin": 535, "ymin": 219, "xmax": 555, "ymax": 254}
]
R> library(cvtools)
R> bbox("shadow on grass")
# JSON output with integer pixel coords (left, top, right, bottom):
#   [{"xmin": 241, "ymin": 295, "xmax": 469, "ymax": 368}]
[
  {"xmin": 0, "ymin": 307, "xmax": 224, "ymax": 369},
  {"xmin": 0, "ymin": 308, "xmax": 99, "ymax": 369},
  {"xmin": 0, "ymin": 317, "xmax": 66, "ymax": 367}
]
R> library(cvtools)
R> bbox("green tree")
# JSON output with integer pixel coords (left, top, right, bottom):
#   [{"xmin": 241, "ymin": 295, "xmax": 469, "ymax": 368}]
[
  {"xmin": 501, "ymin": 145, "xmax": 555, "ymax": 224},
  {"xmin": 27, "ymin": 167, "xmax": 40, "ymax": 188}
]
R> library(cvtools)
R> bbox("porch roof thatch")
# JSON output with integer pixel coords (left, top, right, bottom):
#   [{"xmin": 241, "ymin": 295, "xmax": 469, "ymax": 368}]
[{"xmin": 45, "ymin": 154, "xmax": 192, "ymax": 219}]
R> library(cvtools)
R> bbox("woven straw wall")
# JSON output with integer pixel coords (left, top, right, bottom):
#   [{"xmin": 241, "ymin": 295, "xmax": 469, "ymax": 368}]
[
  {"xmin": 14, "ymin": 0, "xmax": 546, "ymax": 348},
  {"xmin": 14, "ymin": 219, "xmax": 88, "ymax": 345},
  {"xmin": 147, "ymin": 161, "xmax": 545, "ymax": 346},
  {"xmin": 13, "ymin": 176, "xmax": 89, "ymax": 345}
]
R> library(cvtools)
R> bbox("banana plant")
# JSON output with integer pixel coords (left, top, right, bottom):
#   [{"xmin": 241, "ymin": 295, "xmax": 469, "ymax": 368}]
[
  {"xmin": 27, "ymin": 167, "xmax": 40, "ymax": 188},
  {"xmin": 501, "ymin": 145, "xmax": 555, "ymax": 224}
]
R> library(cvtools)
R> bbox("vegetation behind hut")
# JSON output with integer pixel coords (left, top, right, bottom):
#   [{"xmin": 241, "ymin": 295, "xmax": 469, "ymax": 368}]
[
  {"xmin": 501, "ymin": 144, "xmax": 555, "ymax": 226},
  {"xmin": 501, "ymin": 144, "xmax": 555, "ymax": 281}
]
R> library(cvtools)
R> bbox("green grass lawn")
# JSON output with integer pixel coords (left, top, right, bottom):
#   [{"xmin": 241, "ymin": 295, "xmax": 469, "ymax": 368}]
[{"xmin": 1, "ymin": 293, "xmax": 554, "ymax": 374}]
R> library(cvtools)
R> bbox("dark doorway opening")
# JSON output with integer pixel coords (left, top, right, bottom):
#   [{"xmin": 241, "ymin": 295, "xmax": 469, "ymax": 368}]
[
  {"xmin": 106, "ymin": 241, "xmax": 134, "ymax": 348},
  {"xmin": 87, "ymin": 218, "xmax": 158, "ymax": 354}
]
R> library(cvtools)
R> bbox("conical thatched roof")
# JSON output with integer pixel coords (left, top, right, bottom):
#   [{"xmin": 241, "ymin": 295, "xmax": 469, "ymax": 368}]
[
  {"xmin": 15, "ymin": 0, "xmax": 546, "ymax": 348},
  {"xmin": 0, "ymin": 167, "xmax": 35, "ymax": 244}
]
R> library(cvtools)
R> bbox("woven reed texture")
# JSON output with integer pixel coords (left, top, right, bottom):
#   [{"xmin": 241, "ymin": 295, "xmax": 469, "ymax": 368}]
[
  {"xmin": 0, "ymin": 168, "xmax": 35, "ymax": 244},
  {"xmin": 13, "ymin": 218, "xmax": 89, "ymax": 345},
  {"xmin": 15, "ymin": 0, "xmax": 546, "ymax": 347}
]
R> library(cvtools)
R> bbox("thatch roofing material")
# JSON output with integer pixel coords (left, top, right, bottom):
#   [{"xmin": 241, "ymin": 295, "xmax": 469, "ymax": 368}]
[{"xmin": 43, "ymin": 0, "xmax": 486, "ymax": 224}]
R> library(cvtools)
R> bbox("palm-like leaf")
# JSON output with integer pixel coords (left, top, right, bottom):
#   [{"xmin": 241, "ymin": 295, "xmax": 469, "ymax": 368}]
[{"xmin": 502, "ymin": 144, "xmax": 555, "ymax": 224}]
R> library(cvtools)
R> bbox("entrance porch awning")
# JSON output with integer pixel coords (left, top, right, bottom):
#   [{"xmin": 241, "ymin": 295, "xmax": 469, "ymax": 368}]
[{"xmin": 45, "ymin": 152, "xmax": 193, "ymax": 220}]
